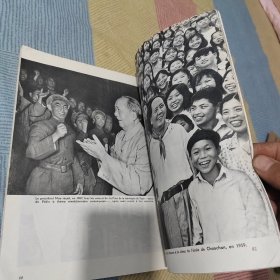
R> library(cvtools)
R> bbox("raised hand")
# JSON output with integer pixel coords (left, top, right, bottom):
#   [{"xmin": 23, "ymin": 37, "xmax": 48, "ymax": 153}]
[
  {"xmin": 52, "ymin": 123, "xmax": 68, "ymax": 143},
  {"xmin": 76, "ymin": 135, "xmax": 106, "ymax": 160}
]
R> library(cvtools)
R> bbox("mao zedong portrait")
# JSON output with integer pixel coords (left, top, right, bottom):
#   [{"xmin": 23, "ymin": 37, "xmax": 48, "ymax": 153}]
[{"xmin": 78, "ymin": 96, "xmax": 153, "ymax": 195}]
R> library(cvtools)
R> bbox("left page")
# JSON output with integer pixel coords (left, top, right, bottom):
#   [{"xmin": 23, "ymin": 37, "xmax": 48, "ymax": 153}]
[{"xmin": 0, "ymin": 46, "xmax": 165, "ymax": 280}]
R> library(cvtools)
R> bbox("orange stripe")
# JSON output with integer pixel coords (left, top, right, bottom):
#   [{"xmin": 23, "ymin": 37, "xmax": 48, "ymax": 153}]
[
  {"xmin": 193, "ymin": 0, "xmax": 215, "ymax": 14},
  {"xmin": 154, "ymin": 0, "xmax": 197, "ymax": 30},
  {"xmin": 88, "ymin": 0, "xmax": 159, "ymax": 75}
]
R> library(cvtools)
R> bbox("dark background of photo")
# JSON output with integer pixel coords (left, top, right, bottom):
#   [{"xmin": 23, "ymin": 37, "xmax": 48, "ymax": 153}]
[
  {"xmin": 7, "ymin": 59, "xmax": 140, "ymax": 194},
  {"xmin": 21, "ymin": 58, "xmax": 139, "ymax": 135}
]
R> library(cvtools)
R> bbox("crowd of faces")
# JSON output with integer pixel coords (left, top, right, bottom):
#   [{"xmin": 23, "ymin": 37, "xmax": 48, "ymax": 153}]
[
  {"xmin": 136, "ymin": 11, "xmax": 252, "ymax": 197},
  {"xmin": 136, "ymin": 10, "xmax": 243, "ymax": 141},
  {"xmin": 135, "ymin": 11, "xmax": 265, "ymax": 248},
  {"xmin": 18, "ymin": 67, "xmax": 114, "ymax": 136}
]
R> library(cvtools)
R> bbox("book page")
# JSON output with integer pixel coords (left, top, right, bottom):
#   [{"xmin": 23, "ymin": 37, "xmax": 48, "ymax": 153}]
[
  {"xmin": 135, "ymin": 10, "xmax": 280, "ymax": 273},
  {"xmin": 0, "ymin": 46, "xmax": 165, "ymax": 280}
]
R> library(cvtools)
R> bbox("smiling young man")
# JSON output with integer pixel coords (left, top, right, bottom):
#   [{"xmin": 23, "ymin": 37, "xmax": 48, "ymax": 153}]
[
  {"xmin": 190, "ymin": 87, "xmax": 233, "ymax": 140},
  {"xmin": 26, "ymin": 94, "xmax": 84, "ymax": 195},
  {"xmin": 187, "ymin": 129, "xmax": 269, "ymax": 245}
]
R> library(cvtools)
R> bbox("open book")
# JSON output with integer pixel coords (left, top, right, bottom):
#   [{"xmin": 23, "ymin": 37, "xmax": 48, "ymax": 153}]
[{"xmin": 1, "ymin": 10, "xmax": 280, "ymax": 280}]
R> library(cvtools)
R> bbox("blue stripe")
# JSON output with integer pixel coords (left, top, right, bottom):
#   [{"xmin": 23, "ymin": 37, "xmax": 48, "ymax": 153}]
[
  {"xmin": 0, "ymin": 0, "xmax": 94, "ymax": 233},
  {"xmin": 0, "ymin": 50, "xmax": 19, "ymax": 232},
  {"xmin": 214, "ymin": 0, "xmax": 280, "ymax": 141},
  {"xmin": 0, "ymin": 0, "xmax": 94, "ymax": 63}
]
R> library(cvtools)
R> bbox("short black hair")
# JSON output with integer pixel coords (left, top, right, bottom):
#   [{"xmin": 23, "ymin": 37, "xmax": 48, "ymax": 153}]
[
  {"xmin": 150, "ymin": 48, "xmax": 160, "ymax": 56},
  {"xmin": 146, "ymin": 95, "xmax": 166, "ymax": 134},
  {"xmin": 163, "ymin": 47, "xmax": 178, "ymax": 61},
  {"xmin": 154, "ymin": 69, "xmax": 170, "ymax": 83},
  {"xmin": 165, "ymin": 84, "xmax": 192, "ymax": 118},
  {"xmin": 194, "ymin": 69, "xmax": 223, "ymax": 91},
  {"xmin": 168, "ymin": 58, "xmax": 184, "ymax": 73},
  {"xmin": 219, "ymin": 92, "xmax": 240, "ymax": 114},
  {"xmin": 187, "ymin": 129, "xmax": 220, "ymax": 156},
  {"xmin": 186, "ymin": 33, "xmax": 208, "ymax": 50},
  {"xmin": 192, "ymin": 46, "xmax": 217, "ymax": 62},
  {"xmin": 171, "ymin": 114, "xmax": 194, "ymax": 130},
  {"xmin": 171, "ymin": 68, "xmax": 191, "ymax": 85},
  {"xmin": 191, "ymin": 87, "xmax": 222, "ymax": 107}
]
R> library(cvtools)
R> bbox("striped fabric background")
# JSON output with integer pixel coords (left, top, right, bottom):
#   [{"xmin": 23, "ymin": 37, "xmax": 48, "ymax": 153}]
[
  {"xmin": 1, "ymin": 0, "xmax": 280, "ymax": 279},
  {"xmin": 0, "ymin": 0, "xmax": 94, "ymax": 234}
]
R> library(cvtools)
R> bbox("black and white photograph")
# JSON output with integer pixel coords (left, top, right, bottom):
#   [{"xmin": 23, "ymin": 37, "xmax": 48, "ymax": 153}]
[
  {"xmin": 8, "ymin": 58, "xmax": 153, "ymax": 196},
  {"xmin": 0, "ymin": 47, "xmax": 165, "ymax": 280},
  {"xmin": 2, "ymin": 4, "xmax": 280, "ymax": 278},
  {"xmin": 136, "ymin": 10, "xmax": 279, "ymax": 249}
]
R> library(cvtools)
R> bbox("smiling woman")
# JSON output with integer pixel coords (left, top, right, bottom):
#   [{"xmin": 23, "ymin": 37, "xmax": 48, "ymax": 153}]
[
  {"xmin": 218, "ymin": 93, "xmax": 270, "ymax": 195},
  {"xmin": 165, "ymin": 84, "xmax": 192, "ymax": 119},
  {"xmin": 223, "ymin": 69, "xmax": 238, "ymax": 95},
  {"xmin": 221, "ymin": 93, "xmax": 247, "ymax": 134},
  {"xmin": 219, "ymin": 93, "xmax": 250, "ymax": 166},
  {"xmin": 154, "ymin": 70, "xmax": 170, "ymax": 96}
]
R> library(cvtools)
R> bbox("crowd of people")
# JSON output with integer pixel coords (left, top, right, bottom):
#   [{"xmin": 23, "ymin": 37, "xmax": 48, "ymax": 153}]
[
  {"xmin": 7, "ymin": 10, "xmax": 280, "ymax": 249},
  {"xmin": 136, "ymin": 11, "xmax": 278, "ymax": 248},
  {"xmin": 9, "ymin": 66, "xmax": 153, "ymax": 196}
]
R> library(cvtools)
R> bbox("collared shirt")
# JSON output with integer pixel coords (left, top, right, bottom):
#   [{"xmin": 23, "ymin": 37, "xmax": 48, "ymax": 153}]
[
  {"xmin": 98, "ymin": 122, "xmax": 153, "ymax": 195},
  {"xmin": 212, "ymin": 116, "xmax": 233, "ymax": 141},
  {"xmin": 191, "ymin": 115, "xmax": 233, "ymax": 142},
  {"xmin": 220, "ymin": 133, "xmax": 277, "ymax": 234},
  {"xmin": 188, "ymin": 165, "xmax": 269, "ymax": 245},
  {"xmin": 149, "ymin": 123, "xmax": 193, "ymax": 200},
  {"xmin": 220, "ymin": 133, "xmax": 262, "ymax": 191}
]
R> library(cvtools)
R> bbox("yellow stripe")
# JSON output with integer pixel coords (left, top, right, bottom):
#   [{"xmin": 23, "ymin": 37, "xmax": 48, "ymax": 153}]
[
  {"xmin": 88, "ymin": 0, "xmax": 159, "ymax": 75},
  {"xmin": 193, "ymin": 0, "xmax": 215, "ymax": 13},
  {"xmin": 245, "ymin": 0, "xmax": 280, "ymax": 94}
]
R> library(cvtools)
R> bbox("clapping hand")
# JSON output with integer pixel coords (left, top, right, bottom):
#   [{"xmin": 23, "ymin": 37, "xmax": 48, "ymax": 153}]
[
  {"xmin": 76, "ymin": 135, "xmax": 106, "ymax": 161},
  {"xmin": 73, "ymin": 183, "xmax": 83, "ymax": 195}
]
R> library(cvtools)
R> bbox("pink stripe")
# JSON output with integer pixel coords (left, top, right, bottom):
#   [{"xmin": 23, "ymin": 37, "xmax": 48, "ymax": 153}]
[
  {"xmin": 154, "ymin": 0, "xmax": 197, "ymax": 30},
  {"xmin": 214, "ymin": 269, "xmax": 270, "ymax": 280},
  {"xmin": 259, "ymin": 0, "xmax": 280, "ymax": 40}
]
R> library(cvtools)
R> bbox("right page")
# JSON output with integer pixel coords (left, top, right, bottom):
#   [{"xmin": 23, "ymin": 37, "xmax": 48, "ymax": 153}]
[{"xmin": 135, "ymin": 10, "xmax": 280, "ymax": 273}]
